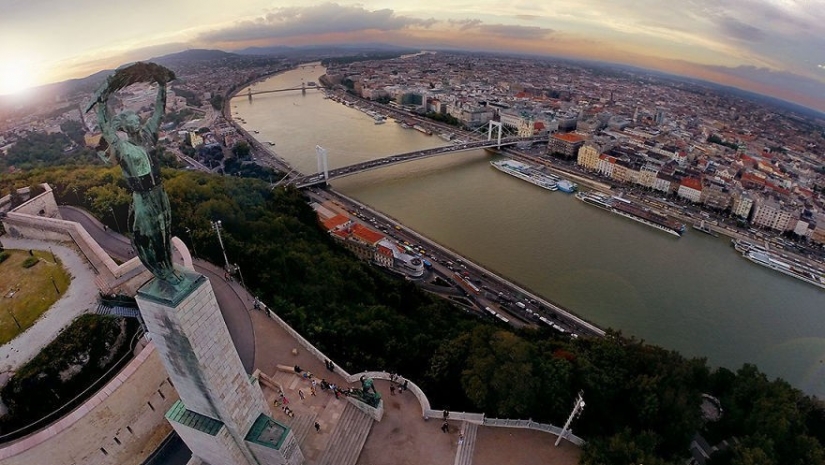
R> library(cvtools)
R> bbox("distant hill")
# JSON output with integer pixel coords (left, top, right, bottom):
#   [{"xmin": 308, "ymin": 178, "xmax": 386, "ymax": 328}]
[
  {"xmin": 151, "ymin": 48, "xmax": 241, "ymax": 66},
  {"xmin": 235, "ymin": 42, "xmax": 415, "ymax": 57},
  {"xmin": 575, "ymin": 60, "xmax": 825, "ymax": 120}
]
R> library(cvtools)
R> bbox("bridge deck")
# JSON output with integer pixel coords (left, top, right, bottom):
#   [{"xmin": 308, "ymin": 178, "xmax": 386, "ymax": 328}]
[{"xmin": 294, "ymin": 136, "xmax": 547, "ymax": 187}]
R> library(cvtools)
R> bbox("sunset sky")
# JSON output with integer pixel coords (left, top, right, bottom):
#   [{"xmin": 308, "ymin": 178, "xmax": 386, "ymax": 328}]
[{"xmin": 2, "ymin": 0, "xmax": 824, "ymax": 111}]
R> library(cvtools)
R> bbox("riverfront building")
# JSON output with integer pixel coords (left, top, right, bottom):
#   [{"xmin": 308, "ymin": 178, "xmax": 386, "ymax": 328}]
[
  {"xmin": 731, "ymin": 190, "xmax": 754, "ymax": 219},
  {"xmin": 548, "ymin": 133, "xmax": 586, "ymax": 159},
  {"xmin": 677, "ymin": 178, "xmax": 703, "ymax": 203},
  {"xmin": 577, "ymin": 144, "xmax": 601, "ymax": 171},
  {"xmin": 750, "ymin": 195, "xmax": 797, "ymax": 231},
  {"xmin": 312, "ymin": 202, "xmax": 424, "ymax": 278}
]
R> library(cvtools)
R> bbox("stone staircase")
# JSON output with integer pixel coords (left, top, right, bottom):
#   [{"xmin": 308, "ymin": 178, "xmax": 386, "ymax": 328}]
[
  {"xmin": 453, "ymin": 421, "xmax": 479, "ymax": 465},
  {"xmin": 316, "ymin": 402, "xmax": 374, "ymax": 465},
  {"xmin": 96, "ymin": 303, "xmax": 141, "ymax": 319},
  {"xmin": 281, "ymin": 410, "xmax": 318, "ymax": 444},
  {"xmin": 270, "ymin": 369, "xmax": 298, "ymax": 390}
]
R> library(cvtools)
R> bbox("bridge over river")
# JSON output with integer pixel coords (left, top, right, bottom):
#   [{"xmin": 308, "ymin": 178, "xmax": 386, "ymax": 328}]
[{"xmin": 294, "ymin": 135, "xmax": 548, "ymax": 188}]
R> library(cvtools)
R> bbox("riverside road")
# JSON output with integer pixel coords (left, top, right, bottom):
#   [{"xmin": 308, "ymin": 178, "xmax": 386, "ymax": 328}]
[{"xmin": 305, "ymin": 187, "xmax": 604, "ymax": 338}]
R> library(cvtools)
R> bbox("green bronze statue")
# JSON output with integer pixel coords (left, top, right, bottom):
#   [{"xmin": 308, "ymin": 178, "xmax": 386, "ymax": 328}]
[{"xmin": 86, "ymin": 62, "xmax": 182, "ymax": 284}]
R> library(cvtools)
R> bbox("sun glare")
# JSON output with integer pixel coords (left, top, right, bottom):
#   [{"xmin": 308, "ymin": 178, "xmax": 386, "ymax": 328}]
[{"xmin": 0, "ymin": 61, "xmax": 35, "ymax": 96}]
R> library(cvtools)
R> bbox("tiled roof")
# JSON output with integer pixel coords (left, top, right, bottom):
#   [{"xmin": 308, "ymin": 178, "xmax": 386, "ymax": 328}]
[
  {"xmin": 553, "ymin": 133, "xmax": 585, "ymax": 143},
  {"xmin": 351, "ymin": 223, "xmax": 384, "ymax": 244}
]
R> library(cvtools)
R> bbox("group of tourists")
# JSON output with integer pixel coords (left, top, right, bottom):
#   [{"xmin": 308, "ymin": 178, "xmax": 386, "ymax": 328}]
[{"xmin": 388, "ymin": 372, "xmax": 409, "ymax": 396}]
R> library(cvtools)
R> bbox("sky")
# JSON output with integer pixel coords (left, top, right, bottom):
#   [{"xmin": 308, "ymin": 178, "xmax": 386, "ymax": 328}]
[{"xmin": 2, "ymin": 0, "xmax": 824, "ymax": 111}]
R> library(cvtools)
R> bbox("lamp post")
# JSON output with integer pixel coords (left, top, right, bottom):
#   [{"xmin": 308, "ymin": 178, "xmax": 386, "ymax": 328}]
[
  {"xmin": 234, "ymin": 263, "xmax": 246, "ymax": 290},
  {"xmin": 50, "ymin": 274, "xmax": 60, "ymax": 295},
  {"xmin": 109, "ymin": 206, "xmax": 121, "ymax": 234},
  {"xmin": 211, "ymin": 220, "xmax": 230, "ymax": 272},
  {"xmin": 185, "ymin": 227, "xmax": 198, "ymax": 259},
  {"xmin": 6, "ymin": 308, "xmax": 21, "ymax": 330},
  {"xmin": 555, "ymin": 391, "xmax": 585, "ymax": 446}
]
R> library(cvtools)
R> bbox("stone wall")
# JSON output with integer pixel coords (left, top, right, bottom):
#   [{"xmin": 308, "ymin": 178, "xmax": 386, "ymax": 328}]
[
  {"xmin": 11, "ymin": 184, "xmax": 60, "ymax": 218},
  {"xmin": 0, "ymin": 343, "xmax": 179, "ymax": 465}
]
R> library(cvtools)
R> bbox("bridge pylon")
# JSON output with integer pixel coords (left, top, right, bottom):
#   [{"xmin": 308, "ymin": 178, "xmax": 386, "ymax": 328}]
[
  {"xmin": 315, "ymin": 145, "xmax": 329, "ymax": 185},
  {"xmin": 487, "ymin": 120, "xmax": 503, "ymax": 148}
]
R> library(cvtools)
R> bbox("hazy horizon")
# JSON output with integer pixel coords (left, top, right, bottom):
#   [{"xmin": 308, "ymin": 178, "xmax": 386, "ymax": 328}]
[{"xmin": 2, "ymin": 1, "xmax": 824, "ymax": 112}]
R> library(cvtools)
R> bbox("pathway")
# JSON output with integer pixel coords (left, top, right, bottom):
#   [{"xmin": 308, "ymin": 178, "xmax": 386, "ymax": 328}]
[{"xmin": 0, "ymin": 238, "xmax": 99, "ymax": 376}]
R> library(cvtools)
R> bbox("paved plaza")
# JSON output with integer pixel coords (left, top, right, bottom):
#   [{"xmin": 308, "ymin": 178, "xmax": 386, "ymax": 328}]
[{"xmin": 248, "ymin": 310, "xmax": 582, "ymax": 465}]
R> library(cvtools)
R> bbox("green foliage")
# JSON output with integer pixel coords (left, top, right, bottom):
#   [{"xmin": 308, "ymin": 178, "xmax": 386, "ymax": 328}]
[
  {"xmin": 21, "ymin": 256, "xmax": 39, "ymax": 268},
  {"xmin": 425, "ymin": 111, "xmax": 460, "ymax": 127},
  {"xmin": 1, "ymin": 130, "xmax": 98, "ymax": 172},
  {"xmin": 0, "ymin": 251, "xmax": 9, "ymax": 264},
  {"xmin": 171, "ymin": 85, "xmax": 201, "ymax": 107},
  {"xmin": 231, "ymin": 141, "xmax": 251, "ymax": 160},
  {"xmin": 581, "ymin": 429, "xmax": 671, "ymax": 465},
  {"xmin": 707, "ymin": 134, "xmax": 739, "ymax": 150},
  {"xmin": 210, "ymin": 94, "xmax": 224, "ymax": 111},
  {"xmin": 223, "ymin": 157, "xmax": 279, "ymax": 181},
  {"xmin": 60, "ymin": 120, "xmax": 87, "ymax": 146},
  {"xmin": 0, "ymin": 315, "xmax": 140, "ymax": 434},
  {"xmin": 9, "ymin": 166, "xmax": 825, "ymax": 463}
]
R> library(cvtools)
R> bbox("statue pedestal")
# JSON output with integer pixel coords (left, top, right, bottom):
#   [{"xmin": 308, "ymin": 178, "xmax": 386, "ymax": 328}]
[{"xmin": 136, "ymin": 268, "xmax": 303, "ymax": 465}]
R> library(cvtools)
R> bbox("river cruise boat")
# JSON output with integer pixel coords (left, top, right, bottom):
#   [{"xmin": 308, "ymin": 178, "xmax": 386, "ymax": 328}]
[
  {"xmin": 491, "ymin": 160, "xmax": 558, "ymax": 191},
  {"xmin": 575, "ymin": 191, "xmax": 684, "ymax": 237},
  {"xmin": 743, "ymin": 251, "xmax": 825, "ymax": 290},
  {"xmin": 575, "ymin": 191, "xmax": 612, "ymax": 210}
]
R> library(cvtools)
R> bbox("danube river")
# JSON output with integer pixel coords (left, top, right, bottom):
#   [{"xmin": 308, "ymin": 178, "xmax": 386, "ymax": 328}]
[{"xmin": 232, "ymin": 65, "xmax": 825, "ymax": 397}]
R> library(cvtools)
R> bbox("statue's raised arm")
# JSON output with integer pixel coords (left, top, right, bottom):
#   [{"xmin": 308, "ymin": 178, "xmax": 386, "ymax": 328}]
[{"xmin": 85, "ymin": 62, "xmax": 183, "ymax": 286}]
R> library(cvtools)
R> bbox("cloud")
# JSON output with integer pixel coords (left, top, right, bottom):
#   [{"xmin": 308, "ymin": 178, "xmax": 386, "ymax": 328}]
[
  {"xmin": 448, "ymin": 19, "xmax": 483, "ymax": 31},
  {"xmin": 700, "ymin": 64, "xmax": 825, "ymax": 110},
  {"xmin": 818, "ymin": 64, "xmax": 825, "ymax": 70},
  {"xmin": 715, "ymin": 16, "xmax": 765, "ymax": 42},
  {"xmin": 514, "ymin": 14, "xmax": 540, "ymax": 21},
  {"xmin": 474, "ymin": 24, "xmax": 554, "ymax": 40},
  {"xmin": 199, "ymin": 3, "xmax": 435, "ymax": 44},
  {"xmin": 446, "ymin": 18, "xmax": 553, "ymax": 39}
]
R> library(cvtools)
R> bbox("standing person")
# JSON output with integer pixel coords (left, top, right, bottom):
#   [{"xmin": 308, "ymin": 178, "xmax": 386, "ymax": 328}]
[
  {"xmin": 441, "ymin": 421, "xmax": 449, "ymax": 433},
  {"xmin": 298, "ymin": 389, "xmax": 305, "ymax": 400},
  {"xmin": 314, "ymin": 422, "xmax": 321, "ymax": 433},
  {"xmin": 390, "ymin": 385, "xmax": 396, "ymax": 396},
  {"xmin": 402, "ymin": 379, "xmax": 409, "ymax": 393}
]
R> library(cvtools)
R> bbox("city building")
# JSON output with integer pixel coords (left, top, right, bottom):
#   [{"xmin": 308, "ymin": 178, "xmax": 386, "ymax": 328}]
[
  {"xmin": 731, "ymin": 190, "xmax": 754, "ymax": 219},
  {"xmin": 577, "ymin": 144, "xmax": 601, "ymax": 171},
  {"xmin": 678, "ymin": 178, "xmax": 703, "ymax": 203},
  {"xmin": 750, "ymin": 195, "xmax": 797, "ymax": 231},
  {"xmin": 549, "ymin": 133, "xmax": 586, "ymax": 159},
  {"xmin": 700, "ymin": 181, "xmax": 732, "ymax": 211}
]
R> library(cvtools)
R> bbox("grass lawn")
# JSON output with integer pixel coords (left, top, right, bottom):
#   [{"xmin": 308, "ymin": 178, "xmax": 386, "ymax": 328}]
[{"xmin": 0, "ymin": 249, "xmax": 72, "ymax": 345}]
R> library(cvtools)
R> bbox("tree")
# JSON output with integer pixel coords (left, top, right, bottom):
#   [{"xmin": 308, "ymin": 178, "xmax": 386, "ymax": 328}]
[
  {"xmin": 60, "ymin": 120, "xmax": 87, "ymax": 145},
  {"xmin": 210, "ymin": 94, "xmax": 224, "ymax": 111},
  {"xmin": 232, "ymin": 141, "xmax": 251, "ymax": 160},
  {"xmin": 461, "ymin": 327, "xmax": 538, "ymax": 417}
]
